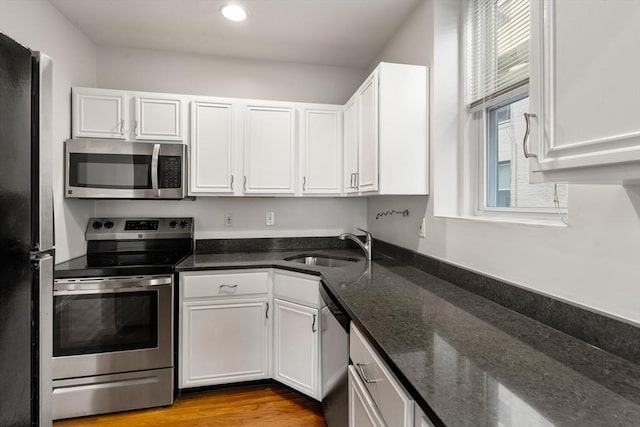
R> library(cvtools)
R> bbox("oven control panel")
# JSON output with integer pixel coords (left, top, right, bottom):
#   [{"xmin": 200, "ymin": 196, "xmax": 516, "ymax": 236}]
[{"xmin": 86, "ymin": 217, "xmax": 193, "ymax": 240}]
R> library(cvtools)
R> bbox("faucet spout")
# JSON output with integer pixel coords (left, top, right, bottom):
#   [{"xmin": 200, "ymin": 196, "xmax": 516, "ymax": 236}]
[{"xmin": 338, "ymin": 228, "xmax": 372, "ymax": 260}]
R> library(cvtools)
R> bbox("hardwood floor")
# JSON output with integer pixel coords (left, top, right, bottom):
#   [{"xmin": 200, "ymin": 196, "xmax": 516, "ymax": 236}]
[{"xmin": 53, "ymin": 384, "xmax": 327, "ymax": 427}]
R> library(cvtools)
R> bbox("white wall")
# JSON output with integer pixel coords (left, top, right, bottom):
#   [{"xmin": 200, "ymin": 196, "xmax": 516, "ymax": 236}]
[
  {"xmin": 97, "ymin": 46, "xmax": 367, "ymax": 104},
  {"xmin": 95, "ymin": 197, "xmax": 366, "ymax": 239},
  {"xmin": 367, "ymin": 0, "xmax": 640, "ymax": 325},
  {"xmin": 94, "ymin": 46, "xmax": 368, "ymax": 239},
  {"xmin": 0, "ymin": 0, "xmax": 97, "ymax": 262}
]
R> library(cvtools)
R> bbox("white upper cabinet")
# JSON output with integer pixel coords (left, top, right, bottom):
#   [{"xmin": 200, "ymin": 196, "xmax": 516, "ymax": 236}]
[
  {"xmin": 72, "ymin": 88, "xmax": 184, "ymax": 142},
  {"xmin": 301, "ymin": 105, "xmax": 343, "ymax": 195},
  {"xmin": 343, "ymin": 95, "xmax": 359, "ymax": 194},
  {"xmin": 357, "ymin": 71, "xmax": 380, "ymax": 193},
  {"xmin": 243, "ymin": 104, "xmax": 296, "ymax": 194},
  {"xmin": 134, "ymin": 95, "xmax": 183, "ymax": 141},
  {"xmin": 345, "ymin": 62, "xmax": 429, "ymax": 195},
  {"xmin": 528, "ymin": 0, "xmax": 640, "ymax": 184},
  {"xmin": 189, "ymin": 99, "xmax": 234, "ymax": 194},
  {"xmin": 73, "ymin": 87, "xmax": 127, "ymax": 139}
]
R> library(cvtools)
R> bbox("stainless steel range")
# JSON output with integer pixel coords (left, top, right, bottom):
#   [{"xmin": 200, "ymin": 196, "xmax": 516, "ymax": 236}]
[{"xmin": 52, "ymin": 217, "xmax": 193, "ymax": 420}]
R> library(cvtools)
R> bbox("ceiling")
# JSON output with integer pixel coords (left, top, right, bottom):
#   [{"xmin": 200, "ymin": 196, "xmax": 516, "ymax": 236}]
[{"xmin": 50, "ymin": 0, "xmax": 421, "ymax": 69}]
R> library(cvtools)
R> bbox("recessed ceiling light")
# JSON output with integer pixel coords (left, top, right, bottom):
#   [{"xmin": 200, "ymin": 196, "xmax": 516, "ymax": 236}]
[{"xmin": 221, "ymin": 4, "xmax": 247, "ymax": 22}]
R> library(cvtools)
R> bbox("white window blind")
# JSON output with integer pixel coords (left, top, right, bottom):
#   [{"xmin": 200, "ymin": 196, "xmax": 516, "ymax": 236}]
[{"xmin": 465, "ymin": 0, "xmax": 530, "ymax": 107}]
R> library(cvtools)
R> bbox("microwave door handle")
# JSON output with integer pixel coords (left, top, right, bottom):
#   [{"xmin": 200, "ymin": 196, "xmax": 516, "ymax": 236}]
[{"xmin": 151, "ymin": 143, "xmax": 160, "ymax": 198}]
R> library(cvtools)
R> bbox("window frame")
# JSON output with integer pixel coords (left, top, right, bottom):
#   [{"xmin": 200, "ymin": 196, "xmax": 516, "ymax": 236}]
[
  {"xmin": 462, "ymin": 0, "xmax": 568, "ymax": 223},
  {"xmin": 465, "ymin": 85, "xmax": 568, "ymax": 221}
]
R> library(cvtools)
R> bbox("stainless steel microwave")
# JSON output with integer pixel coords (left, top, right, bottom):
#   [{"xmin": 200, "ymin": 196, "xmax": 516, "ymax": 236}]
[{"xmin": 65, "ymin": 139, "xmax": 186, "ymax": 199}]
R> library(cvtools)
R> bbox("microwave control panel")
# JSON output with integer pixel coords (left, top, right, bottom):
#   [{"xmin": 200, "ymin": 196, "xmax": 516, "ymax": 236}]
[{"xmin": 159, "ymin": 156, "xmax": 182, "ymax": 189}]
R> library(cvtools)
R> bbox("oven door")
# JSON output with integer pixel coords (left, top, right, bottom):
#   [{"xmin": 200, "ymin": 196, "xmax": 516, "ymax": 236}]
[
  {"xmin": 65, "ymin": 139, "xmax": 185, "ymax": 199},
  {"xmin": 52, "ymin": 275, "xmax": 173, "ymax": 380}
]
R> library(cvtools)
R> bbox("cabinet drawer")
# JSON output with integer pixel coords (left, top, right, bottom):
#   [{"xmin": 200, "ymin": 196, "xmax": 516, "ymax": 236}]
[
  {"xmin": 348, "ymin": 365, "xmax": 386, "ymax": 427},
  {"xmin": 181, "ymin": 271, "xmax": 269, "ymax": 299},
  {"xmin": 350, "ymin": 324, "xmax": 413, "ymax": 427},
  {"xmin": 273, "ymin": 271, "xmax": 320, "ymax": 307}
]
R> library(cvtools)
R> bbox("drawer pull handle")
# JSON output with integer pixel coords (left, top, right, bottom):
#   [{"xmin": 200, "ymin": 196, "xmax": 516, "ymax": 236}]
[
  {"xmin": 356, "ymin": 362, "xmax": 381, "ymax": 384},
  {"xmin": 266, "ymin": 302, "xmax": 269, "ymax": 319},
  {"xmin": 219, "ymin": 284, "xmax": 238, "ymax": 290},
  {"xmin": 312, "ymin": 314, "xmax": 317, "ymax": 332}
]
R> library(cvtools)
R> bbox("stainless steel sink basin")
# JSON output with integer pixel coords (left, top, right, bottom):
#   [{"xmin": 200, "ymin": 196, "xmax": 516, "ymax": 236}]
[{"xmin": 283, "ymin": 254, "xmax": 360, "ymax": 267}]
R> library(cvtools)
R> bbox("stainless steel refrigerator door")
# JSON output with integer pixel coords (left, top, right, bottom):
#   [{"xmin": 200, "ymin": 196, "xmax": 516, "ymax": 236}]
[
  {"xmin": 34, "ymin": 252, "xmax": 54, "ymax": 427},
  {"xmin": 33, "ymin": 52, "xmax": 54, "ymax": 252},
  {"xmin": 0, "ymin": 32, "xmax": 35, "ymax": 427}
]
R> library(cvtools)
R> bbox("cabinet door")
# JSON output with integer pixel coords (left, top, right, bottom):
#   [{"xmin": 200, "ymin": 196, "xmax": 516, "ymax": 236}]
[
  {"xmin": 529, "ymin": 0, "xmax": 640, "ymax": 183},
  {"xmin": 135, "ymin": 95, "xmax": 183, "ymax": 141},
  {"xmin": 348, "ymin": 365, "xmax": 385, "ymax": 427},
  {"xmin": 343, "ymin": 95, "xmax": 359, "ymax": 194},
  {"xmin": 243, "ymin": 105, "xmax": 296, "ymax": 193},
  {"xmin": 190, "ymin": 101, "xmax": 234, "ymax": 194},
  {"xmin": 273, "ymin": 299, "xmax": 319, "ymax": 399},
  {"xmin": 73, "ymin": 88, "xmax": 127, "ymax": 139},
  {"xmin": 302, "ymin": 108, "xmax": 342, "ymax": 194},
  {"xmin": 180, "ymin": 299, "xmax": 269, "ymax": 388},
  {"xmin": 357, "ymin": 71, "xmax": 379, "ymax": 192}
]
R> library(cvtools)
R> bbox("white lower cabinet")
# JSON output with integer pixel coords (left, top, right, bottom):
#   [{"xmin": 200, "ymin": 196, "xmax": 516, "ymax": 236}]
[
  {"xmin": 350, "ymin": 323, "xmax": 414, "ymax": 427},
  {"xmin": 272, "ymin": 270, "xmax": 322, "ymax": 400},
  {"xmin": 180, "ymin": 269, "xmax": 323, "ymax": 400},
  {"xmin": 414, "ymin": 404, "xmax": 435, "ymax": 427},
  {"xmin": 349, "ymin": 365, "xmax": 386, "ymax": 427},
  {"xmin": 179, "ymin": 271, "xmax": 270, "ymax": 388},
  {"xmin": 273, "ymin": 298, "xmax": 320, "ymax": 399}
]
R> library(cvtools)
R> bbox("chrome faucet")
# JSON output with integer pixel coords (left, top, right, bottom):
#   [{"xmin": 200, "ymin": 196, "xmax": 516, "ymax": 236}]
[{"xmin": 338, "ymin": 228, "xmax": 372, "ymax": 260}]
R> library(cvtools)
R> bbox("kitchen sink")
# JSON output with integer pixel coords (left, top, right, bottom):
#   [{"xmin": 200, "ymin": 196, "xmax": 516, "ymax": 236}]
[{"xmin": 283, "ymin": 254, "xmax": 360, "ymax": 267}]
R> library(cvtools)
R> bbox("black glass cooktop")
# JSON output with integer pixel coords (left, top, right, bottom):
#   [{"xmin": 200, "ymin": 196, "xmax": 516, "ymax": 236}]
[
  {"xmin": 55, "ymin": 250, "xmax": 192, "ymax": 279},
  {"xmin": 86, "ymin": 252, "xmax": 182, "ymax": 267}
]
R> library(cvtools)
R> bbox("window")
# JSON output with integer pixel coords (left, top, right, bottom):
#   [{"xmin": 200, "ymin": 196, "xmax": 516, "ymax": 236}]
[{"xmin": 464, "ymin": 0, "xmax": 567, "ymax": 220}]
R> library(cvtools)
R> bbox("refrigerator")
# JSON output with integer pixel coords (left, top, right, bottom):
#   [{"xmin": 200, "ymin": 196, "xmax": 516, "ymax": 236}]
[{"xmin": 0, "ymin": 33, "xmax": 53, "ymax": 426}]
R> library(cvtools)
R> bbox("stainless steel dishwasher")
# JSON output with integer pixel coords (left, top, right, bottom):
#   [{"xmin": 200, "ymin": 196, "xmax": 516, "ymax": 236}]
[{"xmin": 320, "ymin": 282, "xmax": 350, "ymax": 427}]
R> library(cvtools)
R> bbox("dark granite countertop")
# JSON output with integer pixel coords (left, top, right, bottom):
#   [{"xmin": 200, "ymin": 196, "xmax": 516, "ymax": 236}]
[{"xmin": 177, "ymin": 250, "xmax": 640, "ymax": 426}]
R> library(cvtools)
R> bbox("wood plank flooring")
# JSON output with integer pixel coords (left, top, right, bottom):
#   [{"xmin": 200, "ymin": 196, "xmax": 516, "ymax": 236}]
[{"xmin": 53, "ymin": 384, "xmax": 327, "ymax": 427}]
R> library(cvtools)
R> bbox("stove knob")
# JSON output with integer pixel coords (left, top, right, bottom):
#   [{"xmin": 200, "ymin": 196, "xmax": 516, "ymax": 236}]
[
  {"xmin": 104, "ymin": 221, "xmax": 114, "ymax": 229},
  {"xmin": 169, "ymin": 221, "xmax": 178, "ymax": 229},
  {"xmin": 92, "ymin": 221, "xmax": 103, "ymax": 230},
  {"xmin": 180, "ymin": 220, "xmax": 189, "ymax": 229}
]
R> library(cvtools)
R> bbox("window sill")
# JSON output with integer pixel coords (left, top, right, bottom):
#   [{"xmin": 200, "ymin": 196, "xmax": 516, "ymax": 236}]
[{"xmin": 434, "ymin": 213, "xmax": 568, "ymax": 228}]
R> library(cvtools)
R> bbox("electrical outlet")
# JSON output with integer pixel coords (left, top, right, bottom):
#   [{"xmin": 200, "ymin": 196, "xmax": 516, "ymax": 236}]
[
  {"xmin": 419, "ymin": 217, "xmax": 426, "ymax": 237},
  {"xmin": 265, "ymin": 211, "xmax": 275, "ymax": 226},
  {"xmin": 224, "ymin": 213, "xmax": 232, "ymax": 227}
]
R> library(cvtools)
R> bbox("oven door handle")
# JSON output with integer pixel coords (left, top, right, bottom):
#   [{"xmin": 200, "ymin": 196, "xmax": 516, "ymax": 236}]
[
  {"xmin": 151, "ymin": 143, "xmax": 160, "ymax": 198},
  {"xmin": 54, "ymin": 285, "xmax": 170, "ymax": 296},
  {"xmin": 54, "ymin": 276, "xmax": 172, "ymax": 294}
]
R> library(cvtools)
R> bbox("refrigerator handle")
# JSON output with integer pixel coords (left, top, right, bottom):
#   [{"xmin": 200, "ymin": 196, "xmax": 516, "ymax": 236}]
[
  {"xmin": 33, "ymin": 252, "xmax": 53, "ymax": 427},
  {"xmin": 34, "ymin": 52, "xmax": 54, "ymax": 251}
]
